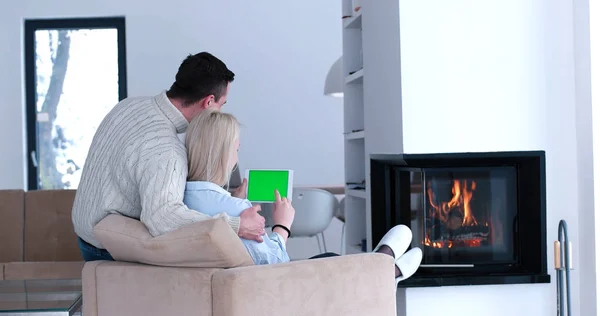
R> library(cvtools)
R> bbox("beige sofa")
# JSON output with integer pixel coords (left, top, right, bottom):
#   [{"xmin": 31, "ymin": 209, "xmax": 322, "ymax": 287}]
[
  {"xmin": 83, "ymin": 215, "xmax": 397, "ymax": 316},
  {"xmin": 0, "ymin": 190, "xmax": 84, "ymax": 280}
]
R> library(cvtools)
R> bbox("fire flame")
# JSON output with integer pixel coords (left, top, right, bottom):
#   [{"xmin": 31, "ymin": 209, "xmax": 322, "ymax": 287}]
[
  {"xmin": 424, "ymin": 237, "xmax": 480, "ymax": 249},
  {"xmin": 424, "ymin": 179, "xmax": 487, "ymax": 249},
  {"xmin": 427, "ymin": 179, "xmax": 479, "ymax": 227},
  {"xmin": 424, "ymin": 236, "xmax": 452, "ymax": 248}
]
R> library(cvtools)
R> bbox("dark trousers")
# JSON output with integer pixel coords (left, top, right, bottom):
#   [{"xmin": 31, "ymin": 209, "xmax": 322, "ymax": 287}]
[
  {"xmin": 309, "ymin": 252, "xmax": 340, "ymax": 259},
  {"xmin": 78, "ymin": 237, "xmax": 115, "ymax": 262}
]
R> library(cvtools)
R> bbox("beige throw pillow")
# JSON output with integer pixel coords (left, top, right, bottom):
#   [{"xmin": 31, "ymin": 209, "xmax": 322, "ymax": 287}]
[{"xmin": 93, "ymin": 214, "xmax": 254, "ymax": 268}]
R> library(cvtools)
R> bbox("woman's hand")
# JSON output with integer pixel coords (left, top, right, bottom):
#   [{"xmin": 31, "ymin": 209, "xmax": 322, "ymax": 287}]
[{"xmin": 272, "ymin": 190, "xmax": 295, "ymax": 241}]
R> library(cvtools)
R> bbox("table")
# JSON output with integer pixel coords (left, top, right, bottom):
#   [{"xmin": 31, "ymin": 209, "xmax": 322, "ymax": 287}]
[{"xmin": 0, "ymin": 279, "xmax": 82, "ymax": 315}]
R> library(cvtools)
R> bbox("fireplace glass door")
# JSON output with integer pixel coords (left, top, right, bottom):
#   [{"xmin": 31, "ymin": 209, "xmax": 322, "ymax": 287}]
[{"xmin": 398, "ymin": 166, "xmax": 519, "ymax": 265}]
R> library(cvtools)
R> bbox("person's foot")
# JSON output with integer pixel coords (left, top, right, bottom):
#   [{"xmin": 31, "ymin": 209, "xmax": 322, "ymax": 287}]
[
  {"xmin": 376, "ymin": 245, "xmax": 402, "ymax": 276},
  {"xmin": 373, "ymin": 225, "xmax": 412, "ymax": 261},
  {"xmin": 395, "ymin": 247, "xmax": 423, "ymax": 287}
]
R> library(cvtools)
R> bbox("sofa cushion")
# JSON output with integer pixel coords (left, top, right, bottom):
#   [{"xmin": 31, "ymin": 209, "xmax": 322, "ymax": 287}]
[
  {"xmin": 94, "ymin": 214, "xmax": 254, "ymax": 268},
  {"xmin": 24, "ymin": 190, "xmax": 81, "ymax": 261},
  {"xmin": 0, "ymin": 190, "xmax": 25, "ymax": 263},
  {"xmin": 3, "ymin": 261, "xmax": 84, "ymax": 280}
]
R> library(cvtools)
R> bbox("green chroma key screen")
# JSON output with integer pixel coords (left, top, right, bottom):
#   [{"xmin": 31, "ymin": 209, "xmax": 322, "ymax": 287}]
[{"xmin": 247, "ymin": 170, "xmax": 290, "ymax": 202}]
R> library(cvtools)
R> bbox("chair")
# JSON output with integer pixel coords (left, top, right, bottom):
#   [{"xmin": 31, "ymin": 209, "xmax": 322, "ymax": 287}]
[
  {"xmin": 289, "ymin": 188, "xmax": 337, "ymax": 253},
  {"xmin": 259, "ymin": 202, "xmax": 275, "ymax": 228},
  {"xmin": 336, "ymin": 197, "xmax": 346, "ymax": 255}
]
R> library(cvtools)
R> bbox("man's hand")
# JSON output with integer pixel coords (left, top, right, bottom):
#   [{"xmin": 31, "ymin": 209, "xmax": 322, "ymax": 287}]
[
  {"xmin": 239, "ymin": 204, "xmax": 265, "ymax": 242},
  {"xmin": 232, "ymin": 178, "xmax": 247, "ymax": 199}
]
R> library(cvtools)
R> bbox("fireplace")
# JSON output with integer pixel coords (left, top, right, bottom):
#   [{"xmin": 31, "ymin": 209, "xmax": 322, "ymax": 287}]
[{"xmin": 370, "ymin": 151, "xmax": 550, "ymax": 287}]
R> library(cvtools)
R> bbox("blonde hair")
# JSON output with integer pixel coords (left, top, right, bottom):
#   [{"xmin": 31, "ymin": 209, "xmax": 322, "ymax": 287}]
[{"xmin": 185, "ymin": 108, "xmax": 240, "ymax": 186}]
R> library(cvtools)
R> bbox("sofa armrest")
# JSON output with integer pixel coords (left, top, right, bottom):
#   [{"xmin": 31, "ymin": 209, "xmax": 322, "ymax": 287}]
[{"xmin": 212, "ymin": 253, "xmax": 397, "ymax": 316}]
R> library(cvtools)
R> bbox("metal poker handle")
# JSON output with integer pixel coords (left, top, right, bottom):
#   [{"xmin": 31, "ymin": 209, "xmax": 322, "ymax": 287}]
[{"xmin": 555, "ymin": 220, "xmax": 572, "ymax": 316}]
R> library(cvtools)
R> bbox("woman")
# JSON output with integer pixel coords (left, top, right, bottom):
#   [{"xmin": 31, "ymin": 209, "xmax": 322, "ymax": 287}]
[{"xmin": 183, "ymin": 109, "xmax": 423, "ymax": 286}]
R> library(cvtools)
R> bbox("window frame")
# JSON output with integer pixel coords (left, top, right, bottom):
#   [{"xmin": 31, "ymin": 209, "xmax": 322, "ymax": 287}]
[{"xmin": 24, "ymin": 17, "xmax": 127, "ymax": 190}]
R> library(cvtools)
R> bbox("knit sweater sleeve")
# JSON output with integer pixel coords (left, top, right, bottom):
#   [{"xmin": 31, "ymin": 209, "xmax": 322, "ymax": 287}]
[{"xmin": 137, "ymin": 149, "xmax": 241, "ymax": 237}]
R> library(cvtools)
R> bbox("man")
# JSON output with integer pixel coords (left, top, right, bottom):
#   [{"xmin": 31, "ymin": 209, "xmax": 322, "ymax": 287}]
[{"xmin": 72, "ymin": 52, "xmax": 265, "ymax": 261}]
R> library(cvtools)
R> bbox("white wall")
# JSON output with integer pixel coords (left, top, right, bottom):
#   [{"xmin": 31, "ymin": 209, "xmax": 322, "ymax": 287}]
[
  {"xmin": 592, "ymin": 0, "xmax": 600, "ymax": 308},
  {"xmin": 0, "ymin": 0, "xmax": 344, "ymax": 189},
  {"xmin": 573, "ymin": 0, "xmax": 596, "ymax": 315},
  {"xmin": 399, "ymin": 0, "xmax": 589, "ymax": 315}
]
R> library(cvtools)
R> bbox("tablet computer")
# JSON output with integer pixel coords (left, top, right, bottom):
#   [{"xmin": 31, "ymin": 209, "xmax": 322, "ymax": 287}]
[{"xmin": 245, "ymin": 169, "xmax": 294, "ymax": 203}]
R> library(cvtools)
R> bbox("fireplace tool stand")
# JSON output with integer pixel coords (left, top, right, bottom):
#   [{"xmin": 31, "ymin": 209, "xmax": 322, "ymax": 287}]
[{"xmin": 554, "ymin": 219, "xmax": 572, "ymax": 316}]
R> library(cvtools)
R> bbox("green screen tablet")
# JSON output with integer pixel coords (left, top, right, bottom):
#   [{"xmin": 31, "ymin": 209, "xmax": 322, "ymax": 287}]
[{"xmin": 245, "ymin": 169, "xmax": 294, "ymax": 203}]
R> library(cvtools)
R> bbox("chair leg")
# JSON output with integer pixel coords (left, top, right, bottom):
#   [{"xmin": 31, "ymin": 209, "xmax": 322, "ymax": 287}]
[
  {"xmin": 340, "ymin": 222, "xmax": 346, "ymax": 255},
  {"xmin": 316, "ymin": 235, "xmax": 323, "ymax": 253},
  {"xmin": 320, "ymin": 232, "xmax": 328, "ymax": 253}
]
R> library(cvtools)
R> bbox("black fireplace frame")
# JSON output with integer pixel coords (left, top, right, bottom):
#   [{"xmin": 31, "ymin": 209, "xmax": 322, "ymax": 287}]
[{"xmin": 370, "ymin": 150, "xmax": 551, "ymax": 287}]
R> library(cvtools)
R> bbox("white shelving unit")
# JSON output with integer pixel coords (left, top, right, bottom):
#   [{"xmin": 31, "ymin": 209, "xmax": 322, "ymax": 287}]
[
  {"xmin": 346, "ymin": 189, "xmax": 367, "ymax": 199},
  {"xmin": 345, "ymin": 69, "xmax": 364, "ymax": 84},
  {"xmin": 344, "ymin": 130, "xmax": 365, "ymax": 140},
  {"xmin": 341, "ymin": 0, "xmax": 366, "ymax": 255},
  {"xmin": 341, "ymin": 0, "xmax": 404, "ymax": 255},
  {"xmin": 342, "ymin": 11, "xmax": 362, "ymax": 29}
]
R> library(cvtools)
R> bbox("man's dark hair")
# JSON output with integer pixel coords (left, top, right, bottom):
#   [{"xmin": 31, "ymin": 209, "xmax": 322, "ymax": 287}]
[{"xmin": 166, "ymin": 52, "xmax": 235, "ymax": 107}]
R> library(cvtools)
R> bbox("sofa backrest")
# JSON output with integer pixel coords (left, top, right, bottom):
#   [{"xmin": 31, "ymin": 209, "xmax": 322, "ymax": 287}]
[
  {"xmin": 0, "ymin": 190, "xmax": 25, "ymax": 263},
  {"xmin": 0, "ymin": 189, "xmax": 82, "ymax": 263},
  {"xmin": 94, "ymin": 214, "xmax": 254, "ymax": 268},
  {"xmin": 24, "ymin": 190, "xmax": 81, "ymax": 262}
]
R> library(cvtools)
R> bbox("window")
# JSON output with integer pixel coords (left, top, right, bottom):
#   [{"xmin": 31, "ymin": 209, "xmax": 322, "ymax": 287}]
[{"xmin": 24, "ymin": 17, "xmax": 127, "ymax": 190}]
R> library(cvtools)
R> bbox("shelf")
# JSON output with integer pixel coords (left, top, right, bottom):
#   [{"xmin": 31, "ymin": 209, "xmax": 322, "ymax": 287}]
[
  {"xmin": 344, "ymin": 130, "xmax": 365, "ymax": 140},
  {"xmin": 346, "ymin": 189, "xmax": 366, "ymax": 199},
  {"xmin": 347, "ymin": 244, "xmax": 366, "ymax": 254},
  {"xmin": 342, "ymin": 2, "xmax": 368, "ymax": 261},
  {"xmin": 345, "ymin": 69, "xmax": 363, "ymax": 84},
  {"xmin": 343, "ymin": 11, "xmax": 362, "ymax": 29}
]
